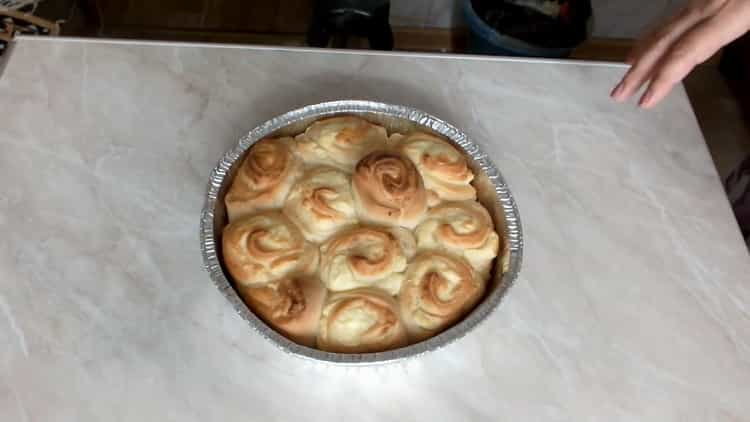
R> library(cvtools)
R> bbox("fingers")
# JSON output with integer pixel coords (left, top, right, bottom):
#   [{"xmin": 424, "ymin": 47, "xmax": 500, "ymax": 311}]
[
  {"xmin": 627, "ymin": 5, "xmax": 703, "ymax": 64},
  {"xmin": 636, "ymin": 46, "xmax": 697, "ymax": 108},
  {"xmin": 612, "ymin": 4, "xmax": 711, "ymax": 102},
  {"xmin": 639, "ymin": 1, "xmax": 750, "ymax": 108},
  {"xmin": 612, "ymin": 0, "xmax": 750, "ymax": 108}
]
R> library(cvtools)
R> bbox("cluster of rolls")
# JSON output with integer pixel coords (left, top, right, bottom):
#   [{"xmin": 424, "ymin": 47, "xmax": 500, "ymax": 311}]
[{"xmin": 222, "ymin": 116, "xmax": 501, "ymax": 353}]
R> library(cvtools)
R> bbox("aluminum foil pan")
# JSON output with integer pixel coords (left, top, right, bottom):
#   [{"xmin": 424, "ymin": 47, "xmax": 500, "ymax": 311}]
[{"xmin": 200, "ymin": 100, "xmax": 523, "ymax": 365}]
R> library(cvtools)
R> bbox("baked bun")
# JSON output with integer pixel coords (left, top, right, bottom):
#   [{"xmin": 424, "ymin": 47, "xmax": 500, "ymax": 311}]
[
  {"xmin": 296, "ymin": 116, "xmax": 387, "ymax": 171},
  {"xmin": 319, "ymin": 226, "xmax": 416, "ymax": 295},
  {"xmin": 225, "ymin": 137, "xmax": 302, "ymax": 221},
  {"xmin": 415, "ymin": 201, "xmax": 499, "ymax": 278},
  {"xmin": 220, "ymin": 116, "xmax": 500, "ymax": 353},
  {"xmin": 352, "ymin": 151, "xmax": 428, "ymax": 229},
  {"xmin": 392, "ymin": 132, "xmax": 475, "ymax": 205},
  {"xmin": 222, "ymin": 211, "xmax": 318, "ymax": 285},
  {"xmin": 399, "ymin": 252, "xmax": 485, "ymax": 341},
  {"xmin": 237, "ymin": 276, "xmax": 326, "ymax": 347},
  {"xmin": 318, "ymin": 288, "xmax": 408, "ymax": 353},
  {"xmin": 282, "ymin": 166, "xmax": 358, "ymax": 243}
]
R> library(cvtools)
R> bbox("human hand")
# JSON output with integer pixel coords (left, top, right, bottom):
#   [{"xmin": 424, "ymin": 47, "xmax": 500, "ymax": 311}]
[{"xmin": 610, "ymin": 0, "xmax": 750, "ymax": 108}]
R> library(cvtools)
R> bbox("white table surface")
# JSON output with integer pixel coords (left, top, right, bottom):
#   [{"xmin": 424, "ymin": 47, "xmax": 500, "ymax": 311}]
[{"xmin": 1, "ymin": 37, "xmax": 749, "ymax": 422}]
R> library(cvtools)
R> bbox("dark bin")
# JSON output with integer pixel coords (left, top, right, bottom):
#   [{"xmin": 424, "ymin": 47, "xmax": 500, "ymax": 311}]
[{"xmin": 463, "ymin": 0, "xmax": 590, "ymax": 58}]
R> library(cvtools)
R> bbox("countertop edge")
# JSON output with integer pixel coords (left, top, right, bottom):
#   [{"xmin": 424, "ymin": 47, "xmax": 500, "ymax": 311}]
[{"xmin": 14, "ymin": 35, "xmax": 630, "ymax": 68}]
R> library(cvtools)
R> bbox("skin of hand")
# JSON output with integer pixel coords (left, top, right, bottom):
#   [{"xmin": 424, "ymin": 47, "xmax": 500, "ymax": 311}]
[{"xmin": 610, "ymin": 0, "xmax": 750, "ymax": 108}]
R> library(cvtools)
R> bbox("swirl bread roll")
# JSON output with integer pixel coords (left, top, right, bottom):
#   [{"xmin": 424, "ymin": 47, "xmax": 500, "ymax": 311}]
[
  {"xmin": 415, "ymin": 201, "xmax": 500, "ymax": 278},
  {"xmin": 392, "ymin": 132, "xmax": 476, "ymax": 205},
  {"xmin": 295, "ymin": 116, "xmax": 387, "ymax": 171},
  {"xmin": 318, "ymin": 288, "xmax": 408, "ymax": 353},
  {"xmin": 399, "ymin": 252, "xmax": 485, "ymax": 341},
  {"xmin": 222, "ymin": 211, "xmax": 318, "ymax": 285},
  {"xmin": 282, "ymin": 166, "xmax": 358, "ymax": 243},
  {"xmin": 237, "ymin": 276, "xmax": 326, "ymax": 347},
  {"xmin": 319, "ymin": 226, "xmax": 416, "ymax": 295},
  {"xmin": 351, "ymin": 151, "xmax": 428, "ymax": 229},
  {"xmin": 225, "ymin": 137, "xmax": 302, "ymax": 221}
]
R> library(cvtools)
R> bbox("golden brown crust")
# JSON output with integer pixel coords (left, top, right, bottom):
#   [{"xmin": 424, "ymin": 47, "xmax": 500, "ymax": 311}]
[
  {"xmin": 319, "ymin": 225, "xmax": 416, "ymax": 294},
  {"xmin": 393, "ymin": 132, "xmax": 475, "ymax": 203},
  {"xmin": 237, "ymin": 276, "xmax": 327, "ymax": 347},
  {"xmin": 328, "ymin": 228, "xmax": 394, "ymax": 277},
  {"xmin": 317, "ymin": 288, "xmax": 408, "ymax": 353},
  {"xmin": 295, "ymin": 116, "xmax": 387, "ymax": 170},
  {"xmin": 351, "ymin": 151, "xmax": 428, "ymax": 229},
  {"xmin": 222, "ymin": 211, "xmax": 318, "ymax": 285},
  {"xmin": 415, "ymin": 201, "xmax": 500, "ymax": 278},
  {"xmin": 225, "ymin": 137, "xmax": 302, "ymax": 221},
  {"xmin": 282, "ymin": 166, "xmax": 358, "ymax": 243},
  {"xmin": 399, "ymin": 252, "xmax": 485, "ymax": 341}
]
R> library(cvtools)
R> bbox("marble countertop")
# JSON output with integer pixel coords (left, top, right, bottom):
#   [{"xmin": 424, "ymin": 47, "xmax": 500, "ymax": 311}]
[{"xmin": 1, "ymin": 37, "xmax": 749, "ymax": 421}]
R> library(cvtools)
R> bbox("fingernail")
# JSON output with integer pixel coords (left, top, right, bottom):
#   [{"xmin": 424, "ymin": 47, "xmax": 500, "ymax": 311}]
[
  {"xmin": 610, "ymin": 82, "xmax": 624, "ymax": 100},
  {"xmin": 639, "ymin": 90, "xmax": 653, "ymax": 108}
]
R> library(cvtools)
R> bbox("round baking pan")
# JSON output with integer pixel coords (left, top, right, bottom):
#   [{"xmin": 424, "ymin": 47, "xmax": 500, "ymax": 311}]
[{"xmin": 200, "ymin": 100, "xmax": 523, "ymax": 364}]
